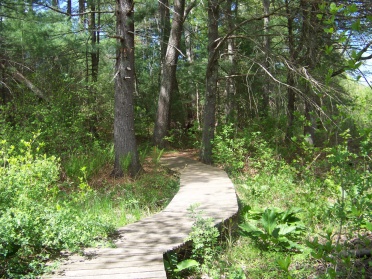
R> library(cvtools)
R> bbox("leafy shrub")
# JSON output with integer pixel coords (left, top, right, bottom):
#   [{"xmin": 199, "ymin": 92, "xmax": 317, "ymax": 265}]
[
  {"xmin": 184, "ymin": 206, "xmax": 220, "ymax": 276},
  {"xmin": 0, "ymin": 139, "xmax": 114, "ymax": 278},
  {"xmin": 212, "ymin": 124, "xmax": 246, "ymax": 173},
  {"xmin": 240, "ymin": 206, "xmax": 305, "ymax": 251}
]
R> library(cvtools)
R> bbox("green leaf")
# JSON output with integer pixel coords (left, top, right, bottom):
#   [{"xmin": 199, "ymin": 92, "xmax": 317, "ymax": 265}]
[
  {"xmin": 324, "ymin": 27, "xmax": 334, "ymax": 34},
  {"xmin": 364, "ymin": 222, "xmax": 372, "ymax": 231},
  {"xmin": 329, "ymin": 3, "xmax": 337, "ymax": 12},
  {"xmin": 277, "ymin": 224, "xmax": 297, "ymax": 236},
  {"xmin": 325, "ymin": 45, "xmax": 334, "ymax": 55},
  {"xmin": 351, "ymin": 19, "xmax": 361, "ymax": 31},
  {"xmin": 239, "ymin": 223, "xmax": 263, "ymax": 236},
  {"xmin": 280, "ymin": 208, "xmax": 302, "ymax": 223},
  {"xmin": 311, "ymin": 250, "xmax": 324, "ymax": 259},
  {"xmin": 261, "ymin": 208, "xmax": 278, "ymax": 235},
  {"xmin": 347, "ymin": 4, "xmax": 358, "ymax": 14},
  {"xmin": 272, "ymin": 227, "xmax": 280, "ymax": 239},
  {"xmin": 175, "ymin": 259, "xmax": 199, "ymax": 272},
  {"xmin": 276, "ymin": 256, "xmax": 291, "ymax": 271}
]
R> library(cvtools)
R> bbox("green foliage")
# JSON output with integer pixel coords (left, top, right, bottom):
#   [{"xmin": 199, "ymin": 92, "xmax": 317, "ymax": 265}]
[
  {"xmin": 212, "ymin": 124, "xmax": 246, "ymax": 173},
  {"xmin": 0, "ymin": 139, "xmax": 114, "ymax": 278},
  {"xmin": 63, "ymin": 143, "xmax": 113, "ymax": 181},
  {"xmin": 170, "ymin": 205, "xmax": 221, "ymax": 277},
  {"xmin": 240, "ymin": 207, "xmax": 305, "ymax": 251},
  {"xmin": 164, "ymin": 251, "xmax": 199, "ymax": 278},
  {"xmin": 187, "ymin": 206, "xmax": 220, "ymax": 267},
  {"xmin": 152, "ymin": 146, "xmax": 164, "ymax": 167}
]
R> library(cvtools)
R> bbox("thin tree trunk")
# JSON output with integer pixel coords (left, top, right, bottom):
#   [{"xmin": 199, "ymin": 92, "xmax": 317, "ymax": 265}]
[
  {"xmin": 261, "ymin": 0, "xmax": 270, "ymax": 116},
  {"xmin": 304, "ymin": 99, "xmax": 315, "ymax": 145},
  {"xmin": 285, "ymin": 0, "xmax": 296, "ymax": 143},
  {"xmin": 224, "ymin": 0, "xmax": 236, "ymax": 123},
  {"xmin": 153, "ymin": 0, "xmax": 185, "ymax": 147},
  {"xmin": 184, "ymin": 22, "xmax": 193, "ymax": 63},
  {"xmin": 302, "ymin": 1, "xmax": 321, "ymax": 146},
  {"xmin": 79, "ymin": 0, "xmax": 85, "ymax": 24},
  {"xmin": 113, "ymin": 0, "xmax": 141, "ymax": 177},
  {"xmin": 286, "ymin": 71, "xmax": 296, "ymax": 143},
  {"xmin": 200, "ymin": 0, "xmax": 219, "ymax": 164},
  {"xmin": 67, "ymin": 0, "xmax": 72, "ymax": 17},
  {"xmin": 90, "ymin": 0, "xmax": 99, "ymax": 82},
  {"xmin": 159, "ymin": 0, "xmax": 170, "ymax": 64}
]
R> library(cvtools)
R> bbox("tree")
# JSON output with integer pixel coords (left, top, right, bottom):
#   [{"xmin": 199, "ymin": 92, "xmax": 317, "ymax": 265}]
[
  {"xmin": 153, "ymin": 0, "xmax": 186, "ymax": 148},
  {"xmin": 89, "ymin": 0, "xmax": 100, "ymax": 82},
  {"xmin": 200, "ymin": 0, "xmax": 220, "ymax": 164},
  {"xmin": 261, "ymin": 0, "xmax": 270, "ymax": 116},
  {"xmin": 112, "ymin": 0, "xmax": 141, "ymax": 177},
  {"xmin": 223, "ymin": 0, "xmax": 237, "ymax": 122}
]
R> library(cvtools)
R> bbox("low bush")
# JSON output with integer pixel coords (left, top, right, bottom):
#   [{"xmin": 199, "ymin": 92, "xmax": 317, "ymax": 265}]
[{"xmin": 0, "ymin": 139, "xmax": 114, "ymax": 278}]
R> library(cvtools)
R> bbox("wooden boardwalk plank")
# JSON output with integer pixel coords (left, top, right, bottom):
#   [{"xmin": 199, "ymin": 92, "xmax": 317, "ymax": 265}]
[{"xmin": 45, "ymin": 155, "xmax": 238, "ymax": 279}]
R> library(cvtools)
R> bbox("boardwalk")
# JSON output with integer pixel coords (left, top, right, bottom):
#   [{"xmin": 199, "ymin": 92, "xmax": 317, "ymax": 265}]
[{"xmin": 46, "ymin": 154, "xmax": 238, "ymax": 279}]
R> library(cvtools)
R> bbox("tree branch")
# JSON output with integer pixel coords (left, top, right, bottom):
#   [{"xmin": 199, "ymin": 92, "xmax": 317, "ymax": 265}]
[
  {"xmin": 332, "ymin": 40, "xmax": 372, "ymax": 77},
  {"xmin": 184, "ymin": 0, "xmax": 197, "ymax": 21},
  {"xmin": 207, "ymin": 5, "xmax": 286, "ymax": 71},
  {"xmin": 35, "ymin": 2, "xmax": 112, "ymax": 17}
]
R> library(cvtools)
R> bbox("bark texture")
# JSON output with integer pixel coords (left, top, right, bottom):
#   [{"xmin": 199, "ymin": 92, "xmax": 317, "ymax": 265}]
[
  {"xmin": 224, "ymin": 0, "xmax": 236, "ymax": 122},
  {"xmin": 153, "ymin": 0, "xmax": 185, "ymax": 147},
  {"xmin": 90, "ymin": 0, "xmax": 100, "ymax": 82},
  {"xmin": 113, "ymin": 0, "xmax": 141, "ymax": 177},
  {"xmin": 200, "ymin": 0, "xmax": 219, "ymax": 164},
  {"xmin": 261, "ymin": 0, "xmax": 270, "ymax": 115}
]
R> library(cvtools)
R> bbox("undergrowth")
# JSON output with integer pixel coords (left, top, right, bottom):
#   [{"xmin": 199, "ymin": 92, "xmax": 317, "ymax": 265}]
[
  {"xmin": 0, "ymin": 137, "xmax": 179, "ymax": 278},
  {"xmin": 182, "ymin": 124, "xmax": 372, "ymax": 279}
]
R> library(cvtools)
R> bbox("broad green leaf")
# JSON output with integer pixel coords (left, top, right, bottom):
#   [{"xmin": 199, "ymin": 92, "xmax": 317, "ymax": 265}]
[
  {"xmin": 239, "ymin": 223, "xmax": 263, "ymax": 236},
  {"xmin": 351, "ymin": 19, "xmax": 361, "ymax": 31},
  {"xmin": 175, "ymin": 259, "xmax": 199, "ymax": 272},
  {"xmin": 324, "ymin": 27, "xmax": 334, "ymax": 34},
  {"xmin": 276, "ymin": 256, "xmax": 291, "ymax": 271},
  {"xmin": 272, "ymin": 227, "xmax": 280, "ymax": 239},
  {"xmin": 280, "ymin": 208, "xmax": 302, "ymax": 223},
  {"xmin": 277, "ymin": 224, "xmax": 297, "ymax": 236},
  {"xmin": 329, "ymin": 3, "xmax": 337, "ymax": 13},
  {"xmin": 261, "ymin": 208, "xmax": 277, "ymax": 235},
  {"xmin": 311, "ymin": 251, "xmax": 324, "ymax": 260},
  {"xmin": 347, "ymin": 4, "xmax": 358, "ymax": 14},
  {"xmin": 364, "ymin": 222, "xmax": 372, "ymax": 231}
]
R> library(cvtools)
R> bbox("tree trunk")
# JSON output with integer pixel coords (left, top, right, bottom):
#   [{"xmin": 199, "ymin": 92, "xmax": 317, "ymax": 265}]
[
  {"xmin": 224, "ymin": 0, "xmax": 236, "ymax": 123},
  {"xmin": 113, "ymin": 0, "xmax": 141, "ymax": 177},
  {"xmin": 285, "ymin": 71, "xmax": 296, "ymax": 143},
  {"xmin": 304, "ymin": 99, "xmax": 315, "ymax": 145},
  {"xmin": 261, "ymin": 0, "xmax": 270, "ymax": 116},
  {"xmin": 184, "ymin": 22, "xmax": 193, "ymax": 63},
  {"xmin": 153, "ymin": 0, "xmax": 185, "ymax": 147},
  {"xmin": 301, "ymin": 0, "xmax": 322, "ymax": 146},
  {"xmin": 67, "ymin": 0, "xmax": 72, "ymax": 17},
  {"xmin": 158, "ymin": 0, "xmax": 170, "ymax": 64},
  {"xmin": 285, "ymin": 0, "xmax": 296, "ymax": 144},
  {"xmin": 79, "ymin": 0, "xmax": 85, "ymax": 24},
  {"xmin": 90, "ymin": 0, "xmax": 99, "ymax": 82},
  {"xmin": 200, "ymin": 0, "xmax": 219, "ymax": 164}
]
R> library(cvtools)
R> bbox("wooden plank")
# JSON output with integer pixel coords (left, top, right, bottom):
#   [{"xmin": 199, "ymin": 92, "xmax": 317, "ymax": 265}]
[{"xmin": 45, "ymin": 155, "xmax": 238, "ymax": 279}]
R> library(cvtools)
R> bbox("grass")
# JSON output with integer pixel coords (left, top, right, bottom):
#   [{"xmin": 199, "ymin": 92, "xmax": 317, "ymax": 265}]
[
  {"xmin": 80, "ymin": 164, "xmax": 180, "ymax": 230},
  {"xmin": 41, "ymin": 148, "xmax": 180, "ymax": 273}
]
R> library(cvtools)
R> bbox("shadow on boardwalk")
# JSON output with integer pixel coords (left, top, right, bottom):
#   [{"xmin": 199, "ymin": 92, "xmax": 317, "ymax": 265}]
[{"xmin": 45, "ymin": 154, "xmax": 238, "ymax": 279}]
